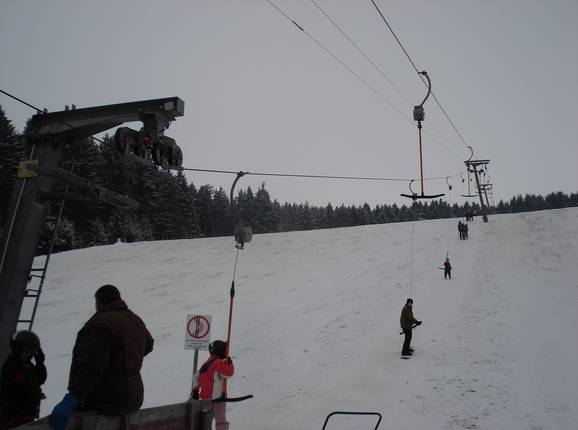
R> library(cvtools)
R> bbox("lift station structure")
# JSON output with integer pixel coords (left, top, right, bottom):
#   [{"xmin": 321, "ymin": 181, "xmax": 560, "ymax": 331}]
[{"xmin": 0, "ymin": 97, "xmax": 185, "ymax": 366}]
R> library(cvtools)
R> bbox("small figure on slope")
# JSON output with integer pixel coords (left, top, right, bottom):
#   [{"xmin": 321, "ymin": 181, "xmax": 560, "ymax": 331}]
[
  {"xmin": 400, "ymin": 299, "xmax": 422, "ymax": 357},
  {"xmin": 192, "ymin": 340, "xmax": 234, "ymax": 430},
  {"xmin": 443, "ymin": 257, "xmax": 452, "ymax": 279}
]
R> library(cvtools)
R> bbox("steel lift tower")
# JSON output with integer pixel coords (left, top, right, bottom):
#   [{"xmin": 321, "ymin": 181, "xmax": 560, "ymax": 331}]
[
  {"xmin": 0, "ymin": 97, "xmax": 184, "ymax": 366},
  {"xmin": 464, "ymin": 158, "xmax": 491, "ymax": 222}
]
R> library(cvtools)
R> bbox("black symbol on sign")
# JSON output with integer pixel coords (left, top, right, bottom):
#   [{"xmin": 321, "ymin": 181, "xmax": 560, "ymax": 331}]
[{"xmin": 187, "ymin": 315, "xmax": 210, "ymax": 339}]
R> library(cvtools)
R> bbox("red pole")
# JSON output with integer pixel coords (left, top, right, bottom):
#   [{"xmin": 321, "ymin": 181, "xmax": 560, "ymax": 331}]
[
  {"xmin": 223, "ymin": 248, "xmax": 239, "ymax": 396},
  {"xmin": 418, "ymin": 124, "xmax": 425, "ymax": 195},
  {"xmin": 222, "ymin": 280, "xmax": 235, "ymax": 397}
]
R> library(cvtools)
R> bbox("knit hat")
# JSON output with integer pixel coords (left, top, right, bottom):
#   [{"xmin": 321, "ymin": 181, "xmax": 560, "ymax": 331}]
[{"xmin": 95, "ymin": 284, "xmax": 121, "ymax": 305}]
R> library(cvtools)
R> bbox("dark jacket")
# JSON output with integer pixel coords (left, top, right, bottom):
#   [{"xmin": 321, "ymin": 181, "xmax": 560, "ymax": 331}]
[
  {"xmin": 68, "ymin": 299, "xmax": 154, "ymax": 415},
  {"xmin": 0, "ymin": 353, "xmax": 47, "ymax": 427},
  {"xmin": 400, "ymin": 304, "xmax": 418, "ymax": 330}
]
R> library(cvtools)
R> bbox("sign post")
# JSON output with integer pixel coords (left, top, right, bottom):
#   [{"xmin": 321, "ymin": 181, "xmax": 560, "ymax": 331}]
[{"xmin": 185, "ymin": 314, "xmax": 211, "ymax": 379}]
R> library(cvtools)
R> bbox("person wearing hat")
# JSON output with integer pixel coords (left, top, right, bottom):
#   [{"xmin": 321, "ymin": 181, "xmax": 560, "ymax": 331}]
[
  {"xmin": 50, "ymin": 285, "xmax": 154, "ymax": 430},
  {"xmin": 191, "ymin": 340, "xmax": 234, "ymax": 430},
  {"xmin": 0, "ymin": 330, "xmax": 47, "ymax": 429},
  {"xmin": 400, "ymin": 299, "xmax": 422, "ymax": 357}
]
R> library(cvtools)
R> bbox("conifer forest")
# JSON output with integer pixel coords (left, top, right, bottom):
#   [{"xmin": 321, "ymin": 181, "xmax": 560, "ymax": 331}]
[{"xmin": 1, "ymin": 106, "xmax": 576, "ymax": 255}]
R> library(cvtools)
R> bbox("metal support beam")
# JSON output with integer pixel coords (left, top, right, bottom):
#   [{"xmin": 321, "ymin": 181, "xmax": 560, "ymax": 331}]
[
  {"xmin": 30, "ymin": 164, "xmax": 139, "ymax": 207},
  {"xmin": 27, "ymin": 97, "xmax": 184, "ymax": 140},
  {"xmin": 466, "ymin": 159, "xmax": 490, "ymax": 223},
  {"xmin": 0, "ymin": 141, "xmax": 61, "ymax": 364},
  {"xmin": 0, "ymin": 97, "xmax": 184, "ymax": 366}
]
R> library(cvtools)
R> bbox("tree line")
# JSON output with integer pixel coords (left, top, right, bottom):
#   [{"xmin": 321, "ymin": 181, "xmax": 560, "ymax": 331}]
[{"xmin": 1, "ymin": 106, "xmax": 577, "ymax": 254}]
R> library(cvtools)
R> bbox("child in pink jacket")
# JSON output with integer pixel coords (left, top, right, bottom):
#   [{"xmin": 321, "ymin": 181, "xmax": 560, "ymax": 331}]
[{"xmin": 192, "ymin": 340, "xmax": 234, "ymax": 430}]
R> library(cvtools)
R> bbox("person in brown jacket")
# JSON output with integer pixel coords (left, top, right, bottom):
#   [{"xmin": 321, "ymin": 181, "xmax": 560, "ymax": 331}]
[
  {"xmin": 50, "ymin": 285, "xmax": 154, "ymax": 430},
  {"xmin": 400, "ymin": 298, "xmax": 421, "ymax": 357}
]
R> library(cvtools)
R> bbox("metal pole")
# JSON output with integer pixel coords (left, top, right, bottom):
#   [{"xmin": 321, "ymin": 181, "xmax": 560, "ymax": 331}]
[
  {"xmin": 471, "ymin": 165, "xmax": 488, "ymax": 222},
  {"xmin": 0, "ymin": 139, "xmax": 60, "ymax": 366},
  {"xmin": 418, "ymin": 125, "xmax": 425, "ymax": 195},
  {"xmin": 191, "ymin": 348, "xmax": 199, "ymax": 395}
]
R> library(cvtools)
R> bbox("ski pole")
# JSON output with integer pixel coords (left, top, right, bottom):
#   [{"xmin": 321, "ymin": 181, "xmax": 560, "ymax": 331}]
[{"xmin": 399, "ymin": 323, "xmax": 419, "ymax": 335}]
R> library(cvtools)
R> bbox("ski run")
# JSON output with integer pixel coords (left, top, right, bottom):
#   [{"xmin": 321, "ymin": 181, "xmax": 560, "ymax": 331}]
[{"xmin": 30, "ymin": 208, "xmax": 578, "ymax": 429}]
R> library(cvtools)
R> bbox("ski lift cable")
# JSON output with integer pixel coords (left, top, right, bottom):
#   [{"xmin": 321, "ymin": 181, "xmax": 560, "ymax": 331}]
[
  {"xmin": 307, "ymin": 0, "xmax": 464, "ymax": 157},
  {"xmin": 264, "ymin": 0, "xmax": 408, "ymax": 120},
  {"xmin": 0, "ymin": 88, "xmax": 464, "ymax": 186},
  {"xmin": 182, "ymin": 167, "xmax": 462, "ymax": 184},
  {"xmin": 308, "ymin": 0, "xmax": 413, "ymax": 106},
  {"xmin": 0, "ymin": 88, "xmax": 107, "ymax": 144},
  {"xmin": 368, "ymin": 0, "xmax": 474, "ymax": 152},
  {"xmin": 262, "ymin": 1, "xmax": 464, "ymax": 159},
  {"xmin": 0, "ymin": 89, "xmax": 45, "ymax": 114}
]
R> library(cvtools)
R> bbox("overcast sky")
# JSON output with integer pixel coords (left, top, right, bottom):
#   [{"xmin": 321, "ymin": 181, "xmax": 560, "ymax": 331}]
[{"xmin": 1, "ymin": 0, "xmax": 577, "ymax": 207}]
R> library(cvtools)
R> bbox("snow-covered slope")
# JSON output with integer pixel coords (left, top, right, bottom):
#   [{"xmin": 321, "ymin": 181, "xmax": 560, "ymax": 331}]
[{"xmin": 32, "ymin": 208, "xmax": 578, "ymax": 430}]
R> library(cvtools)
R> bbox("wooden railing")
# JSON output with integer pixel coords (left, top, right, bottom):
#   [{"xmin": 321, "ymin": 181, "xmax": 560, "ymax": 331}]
[{"xmin": 17, "ymin": 400, "xmax": 213, "ymax": 430}]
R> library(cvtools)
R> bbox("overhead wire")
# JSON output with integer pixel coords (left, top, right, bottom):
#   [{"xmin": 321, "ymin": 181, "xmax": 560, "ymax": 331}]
[
  {"xmin": 264, "ymin": 0, "xmax": 463, "ymax": 159},
  {"xmin": 181, "ymin": 166, "xmax": 462, "ymax": 184},
  {"xmin": 0, "ymin": 88, "xmax": 106, "ymax": 145},
  {"xmin": 308, "ymin": 0, "xmax": 412, "ymax": 106},
  {"xmin": 265, "ymin": 0, "xmax": 409, "ymax": 122},
  {"xmin": 0, "ymin": 89, "xmax": 44, "ymax": 114},
  {"xmin": 369, "ymin": 0, "xmax": 472, "ymax": 152},
  {"xmin": 1, "ymin": 89, "xmax": 463, "ymax": 187},
  {"xmin": 307, "ymin": 0, "xmax": 458, "ymax": 155}
]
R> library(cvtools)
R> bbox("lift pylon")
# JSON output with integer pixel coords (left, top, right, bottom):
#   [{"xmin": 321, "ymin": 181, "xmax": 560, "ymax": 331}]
[
  {"xmin": 464, "ymin": 158, "xmax": 491, "ymax": 222},
  {"xmin": 461, "ymin": 147, "xmax": 477, "ymax": 198}
]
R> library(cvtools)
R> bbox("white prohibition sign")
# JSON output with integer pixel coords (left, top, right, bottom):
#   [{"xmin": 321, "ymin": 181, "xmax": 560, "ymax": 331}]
[{"xmin": 187, "ymin": 315, "xmax": 210, "ymax": 339}]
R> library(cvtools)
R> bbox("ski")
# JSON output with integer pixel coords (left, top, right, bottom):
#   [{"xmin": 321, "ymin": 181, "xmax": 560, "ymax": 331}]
[
  {"xmin": 399, "ymin": 324, "xmax": 419, "ymax": 335},
  {"xmin": 213, "ymin": 394, "xmax": 254, "ymax": 403}
]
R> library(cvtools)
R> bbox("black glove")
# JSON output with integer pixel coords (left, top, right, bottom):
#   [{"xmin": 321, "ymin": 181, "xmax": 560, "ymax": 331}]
[
  {"xmin": 225, "ymin": 356, "xmax": 233, "ymax": 365},
  {"xmin": 191, "ymin": 389, "xmax": 199, "ymax": 400},
  {"xmin": 416, "ymin": 321, "xmax": 422, "ymax": 326},
  {"xmin": 35, "ymin": 348, "xmax": 45, "ymax": 364}
]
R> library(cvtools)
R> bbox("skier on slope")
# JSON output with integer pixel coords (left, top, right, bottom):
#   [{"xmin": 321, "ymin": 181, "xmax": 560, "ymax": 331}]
[
  {"xmin": 400, "ymin": 299, "xmax": 422, "ymax": 357},
  {"xmin": 443, "ymin": 257, "xmax": 452, "ymax": 279},
  {"xmin": 191, "ymin": 340, "xmax": 234, "ymax": 430}
]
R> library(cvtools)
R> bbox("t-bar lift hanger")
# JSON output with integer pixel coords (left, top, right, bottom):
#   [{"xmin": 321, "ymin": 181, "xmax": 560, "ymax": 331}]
[{"xmin": 401, "ymin": 71, "xmax": 445, "ymax": 201}]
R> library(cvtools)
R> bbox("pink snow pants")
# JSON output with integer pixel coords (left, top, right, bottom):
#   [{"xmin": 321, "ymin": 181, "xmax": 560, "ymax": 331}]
[{"xmin": 212, "ymin": 401, "xmax": 229, "ymax": 430}]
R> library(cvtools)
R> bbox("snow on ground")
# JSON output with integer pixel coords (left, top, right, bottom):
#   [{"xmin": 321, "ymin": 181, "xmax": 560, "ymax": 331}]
[{"xmin": 30, "ymin": 208, "xmax": 578, "ymax": 430}]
